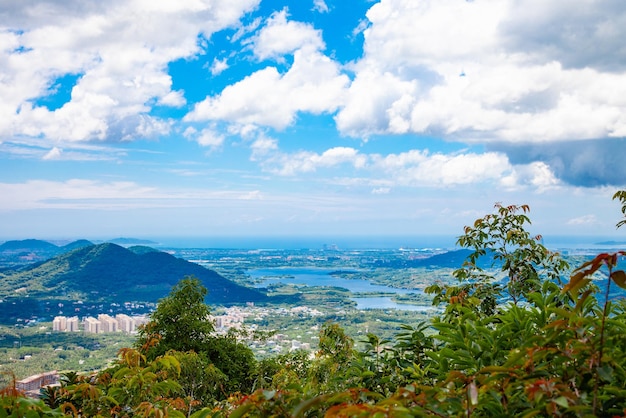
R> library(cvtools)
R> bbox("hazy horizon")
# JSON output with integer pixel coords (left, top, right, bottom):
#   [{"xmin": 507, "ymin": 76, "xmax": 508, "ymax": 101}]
[{"xmin": 1, "ymin": 234, "xmax": 625, "ymax": 251}]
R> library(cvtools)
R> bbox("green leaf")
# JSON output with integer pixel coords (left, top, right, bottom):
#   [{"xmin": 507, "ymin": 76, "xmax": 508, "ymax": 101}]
[
  {"xmin": 228, "ymin": 403, "xmax": 254, "ymax": 418},
  {"xmin": 292, "ymin": 394, "xmax": 329, "ymax": 417},
  {"xmin": 190, "ymin": 408, "xmax": 218, "ymax": 418},
  {"xmin": 597, "ymin": 365, "xmax": 614, "ymax": 382},
  {"xmin": 553, "ymin": 396, "xmax": 569, "ymax": 408}
]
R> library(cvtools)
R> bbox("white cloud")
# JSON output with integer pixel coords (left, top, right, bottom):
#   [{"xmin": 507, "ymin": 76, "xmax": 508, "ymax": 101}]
[
  {"xmin": 210, "ymin": 57, "xmax": 229, "ymax": 75},
  {"xmin": 0, "ymin": 179, "xmax": 263, "ymax": 211},
  {"xmin": 186, "ymin": 48, "xmax": 349, "ymax": 129},
  {"xmin": 500, "ymin": 161, "xmax": 561, "ymax": 192},
  {"xmin": 274, "ymin": 148, "xmax": 351, "ymax": 175},
  {"xmin": 196, "ymin": 127, "xmax": 225, "ymax": 149},
  {"xmin": 259, "ymin": 146, "xmax": 367, "ymax": 176},
  {"xmin": 158, "ymin": 90, "xmax": 186, "ymax": 107},
  {"xmin": 372, "ymin": 150, "xmax": 512, "ymax": 186},
  {"xmin": 313, "ymin": 0, "xmax": 330, "ymax": 13},
  {"xmin": 337, "ymin": 0, "xmax": 626, "ymax": 143},
  {"xmin": 250, "ymin": 137, "xmax": 561, "ymax": 191},
  {"xmin": 42, "ymin": 147, "xmax": 63, "ymax": 160},
  {"xmin": 0, "ymin": 0, "xmax": 261, "ymax": 143},
  {"xmin": 250, "ymin": 135, "xmax": 279, "ymax": 160},
  {"xmin": 252, "ymin": 9, "xmax": 325, "ymax": 61},
  {"xmin": 567, "ymin": 214, "xmax": 599, "ymax": 226}
]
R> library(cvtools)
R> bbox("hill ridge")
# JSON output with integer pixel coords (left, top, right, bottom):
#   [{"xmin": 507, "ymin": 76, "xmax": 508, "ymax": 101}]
[{"xmin": 0, "ymin": 243, "xmax": 267, "ymax": 305}]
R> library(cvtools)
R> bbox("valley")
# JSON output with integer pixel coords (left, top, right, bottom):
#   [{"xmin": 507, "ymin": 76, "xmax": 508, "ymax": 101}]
[{"xmin": 0, "ymin": 238, "xmax": 613, "ymax": 381}]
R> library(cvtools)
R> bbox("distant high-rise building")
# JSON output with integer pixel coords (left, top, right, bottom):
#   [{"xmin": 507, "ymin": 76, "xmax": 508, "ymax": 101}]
[
  {"xmin": 84, "ymin": 317, "xmax": 101, "ymax": 334},
  {"xmin": 98, "ymin": 314, "xmax": 118, "ymax": 332},
  {"xmin": 67, "ymin": 316, "xmax": 80, "ymax": 332},
  {"xmin": 116, "ymin": 314, "xmax": 134, "ymax": 333},
  {"xmin": 52, "ymin": 316, "xmax": 67, "ymax": 332}
]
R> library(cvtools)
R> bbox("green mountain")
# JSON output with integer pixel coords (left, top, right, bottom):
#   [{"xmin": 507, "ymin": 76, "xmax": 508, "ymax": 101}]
[
  {"xmin": 61, "ymin": 239, "xmax": 95, "ymax": 252},
  {"xmin": 0, "ymin": 243, "xmax": 267, "ymax": 305},
  {"xmin": 0, "ymin": 239, "xmax": 94, "ymax": 270},
  {"xmin": 0, "ymin": 239, "xmax": 58, "ymax": 252}
]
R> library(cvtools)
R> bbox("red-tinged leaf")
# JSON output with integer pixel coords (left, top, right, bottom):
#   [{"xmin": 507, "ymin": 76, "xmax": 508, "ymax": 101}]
[
  {"xmin": 563, "ymin": 274, "xmax": 591, "ymax": 297},
  {"xmin": 544, "ymin": 319, "xmax": 569, "ymax": 330},
  {"xmin": 575, "ymin": 259, "xmax": 594, "ymax": 271},
  {"xmin": 564, "ymin": 271, "xmax": 586, "ymax": 289},
  {"xmin": 574, "ymin": 289, "xmax": 592, "ymax": 311},
  {"xmin": 611, "ymin": 270, "xmax": 626, "ymax": 289}
]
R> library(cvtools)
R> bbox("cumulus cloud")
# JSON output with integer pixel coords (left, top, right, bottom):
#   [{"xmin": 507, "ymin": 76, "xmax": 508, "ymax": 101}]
[
  {"xmin": 499, "ymin": 0, "xmax": 626, "ymax": 72},
  {"xmin": 186, "ymin": 28, "xmax": 349, "ymax": 129},
  {"xmin": 0, "ymin": 0, "xmax": 260, "ymax": 143},
  {"xmin": 265, "ymin": 146, "xmax": 367, "ymax": 176},
  {"xmin": 197, "ymin": 128, "xmax": 225, "ymax": 149},
  {"xmin": 252, "ymin": 9, "xmax": 325, "ymax": 60},
  {"xmin": 371, "ymin": 150, "xmax": 513, "ymax": 187},
  {"xmin": 250, "ymin": 137, "xmax": 560, "ymax": 191},
  {"xmin": 490, "ymin": 138, "xmax": 626, "ymax": 187},
  {"xmin": 209, "ymin": 58, "xmax": 229, "ymax": 76},
  {"xmin": 332, "ymin": 0, "xmax": 626, "ymax": 187}
]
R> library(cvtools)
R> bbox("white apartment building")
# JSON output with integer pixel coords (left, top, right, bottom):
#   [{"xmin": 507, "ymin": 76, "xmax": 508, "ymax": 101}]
[
  {"xmin": 52, "ymin": 316, "xmax": 67, "ymax": 331},
  {"xmin": 116, "ymin": 314, "xmax": 134, "ymax": 333},
  {"xmin": 83, "ymin": 317, "xmax": 101, "ymax": 334},
  {"xmin": 67, "ymin": 316, "xmax": 80, "ymax": 332},
  {"xmin": 52, "ymin": 314, "xmax": 147, "ymax": 334},
  {"xmin": 98, "ymin": 314, "xmax": 118, "ymax": 333}
]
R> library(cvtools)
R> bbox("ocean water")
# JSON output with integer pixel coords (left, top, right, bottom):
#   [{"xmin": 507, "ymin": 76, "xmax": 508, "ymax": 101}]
[
  {"xmin": 151, "ymin": 235, "xmax": 458, "ymax": 250},
  {"xmin": 150, "ymin": 235, "xmax": 624, "ymax": 252}
]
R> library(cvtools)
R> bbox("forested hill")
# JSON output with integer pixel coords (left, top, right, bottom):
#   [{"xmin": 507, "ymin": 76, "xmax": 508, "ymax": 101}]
[
  {"xmin": 0, "ymin": 239, "xmax": 94, "ymax": 269},
  {"xmin": 369, "ymin": 248, "xmax": 495, "ymax": 268},
  {"xmin": 0, "ymin": 243, "xmax": 267, "ymax": 305}
]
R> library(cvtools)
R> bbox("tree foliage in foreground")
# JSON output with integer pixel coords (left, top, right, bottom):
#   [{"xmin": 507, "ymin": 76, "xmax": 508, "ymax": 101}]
[{"xmin": 2, "ymin": 192, "xmax": 626, "ymax": 417}]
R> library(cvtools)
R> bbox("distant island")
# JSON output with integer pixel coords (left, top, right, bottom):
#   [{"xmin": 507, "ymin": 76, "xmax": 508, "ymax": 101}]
[
  {"xmin": 594, "ymin": 241, "xmax": 626, "ymax": 246},
  {"xmin": 104, "ymin": 237, "xmax": 160, "ymax": 246}
]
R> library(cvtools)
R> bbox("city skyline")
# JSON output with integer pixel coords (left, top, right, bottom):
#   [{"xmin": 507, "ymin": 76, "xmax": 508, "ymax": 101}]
[{"xmin": 1, "ymin": 0, "xmax": 625, "ymax": 241}]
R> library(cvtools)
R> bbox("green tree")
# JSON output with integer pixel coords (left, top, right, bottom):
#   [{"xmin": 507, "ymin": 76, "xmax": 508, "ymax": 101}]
[
  {"xmin": 135, "ymin": 276, "xmax": 257, "ymax": 400},
  {"xmin": 172, "ymin": 351, "xmax": 227, "ymax": 415},
  {"xmin": 427, "ymin": 203, "xmax": 568, "ymax": 318},
  {"xmin": 136, "ymin": 276, "xmax": 215, "ymax": 360}
]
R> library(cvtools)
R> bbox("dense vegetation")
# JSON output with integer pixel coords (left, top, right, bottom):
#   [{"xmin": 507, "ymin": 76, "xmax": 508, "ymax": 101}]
[
  {"xmin": 1, "ymin": 192, "xmax": 625, "ymax": 417},
  {"xmin": 0, "ymin": 243, "xmax": 268, "ymax": 312}
]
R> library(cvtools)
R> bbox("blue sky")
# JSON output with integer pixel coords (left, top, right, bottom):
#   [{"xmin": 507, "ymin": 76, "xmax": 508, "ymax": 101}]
[{"xmin": 0, "ymin": 0, "xmax": 625, "ymax": 244}]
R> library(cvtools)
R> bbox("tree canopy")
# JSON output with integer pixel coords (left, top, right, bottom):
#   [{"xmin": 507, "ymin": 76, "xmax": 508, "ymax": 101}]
[{"xmin": 136, "ymin": 276, "xmax": 215, "ymax": 359}]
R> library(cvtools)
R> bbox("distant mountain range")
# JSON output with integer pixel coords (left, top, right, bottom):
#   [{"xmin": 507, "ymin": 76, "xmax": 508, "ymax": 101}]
[
  {"xmin": 0, "ymin": 238, "xmax": 162, "ymax": 269},
  {"xmin": 0, "ymin": 242, "xmax": 267, "ymax": 306}
]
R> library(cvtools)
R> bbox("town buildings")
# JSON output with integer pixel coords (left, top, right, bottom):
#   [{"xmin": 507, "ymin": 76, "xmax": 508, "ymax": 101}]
[{"xmin": 51, "ymin": 314, "xmax": 147, "ymax": 334}]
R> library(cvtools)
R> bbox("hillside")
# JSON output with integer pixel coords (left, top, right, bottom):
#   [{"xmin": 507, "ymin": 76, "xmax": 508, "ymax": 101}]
[
  {"xmin": 0, "ymin": 243, "xmax": 267, "ymax": 305},
  {"xmin": 370, "ymin": 248, "xmax": 495, "ymax": 269},
  {"xmin": 0, "ymin": 239, "xmax": 58, "ymax": 252},
  {"xmin": 0, "ymin": 239, "xmax": 94, "ymax": 269}
]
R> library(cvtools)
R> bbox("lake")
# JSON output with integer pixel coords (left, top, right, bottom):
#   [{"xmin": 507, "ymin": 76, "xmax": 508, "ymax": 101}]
[{"xmin": 246, "ymin": 267, "xmax": 433, "ymax": 311}]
